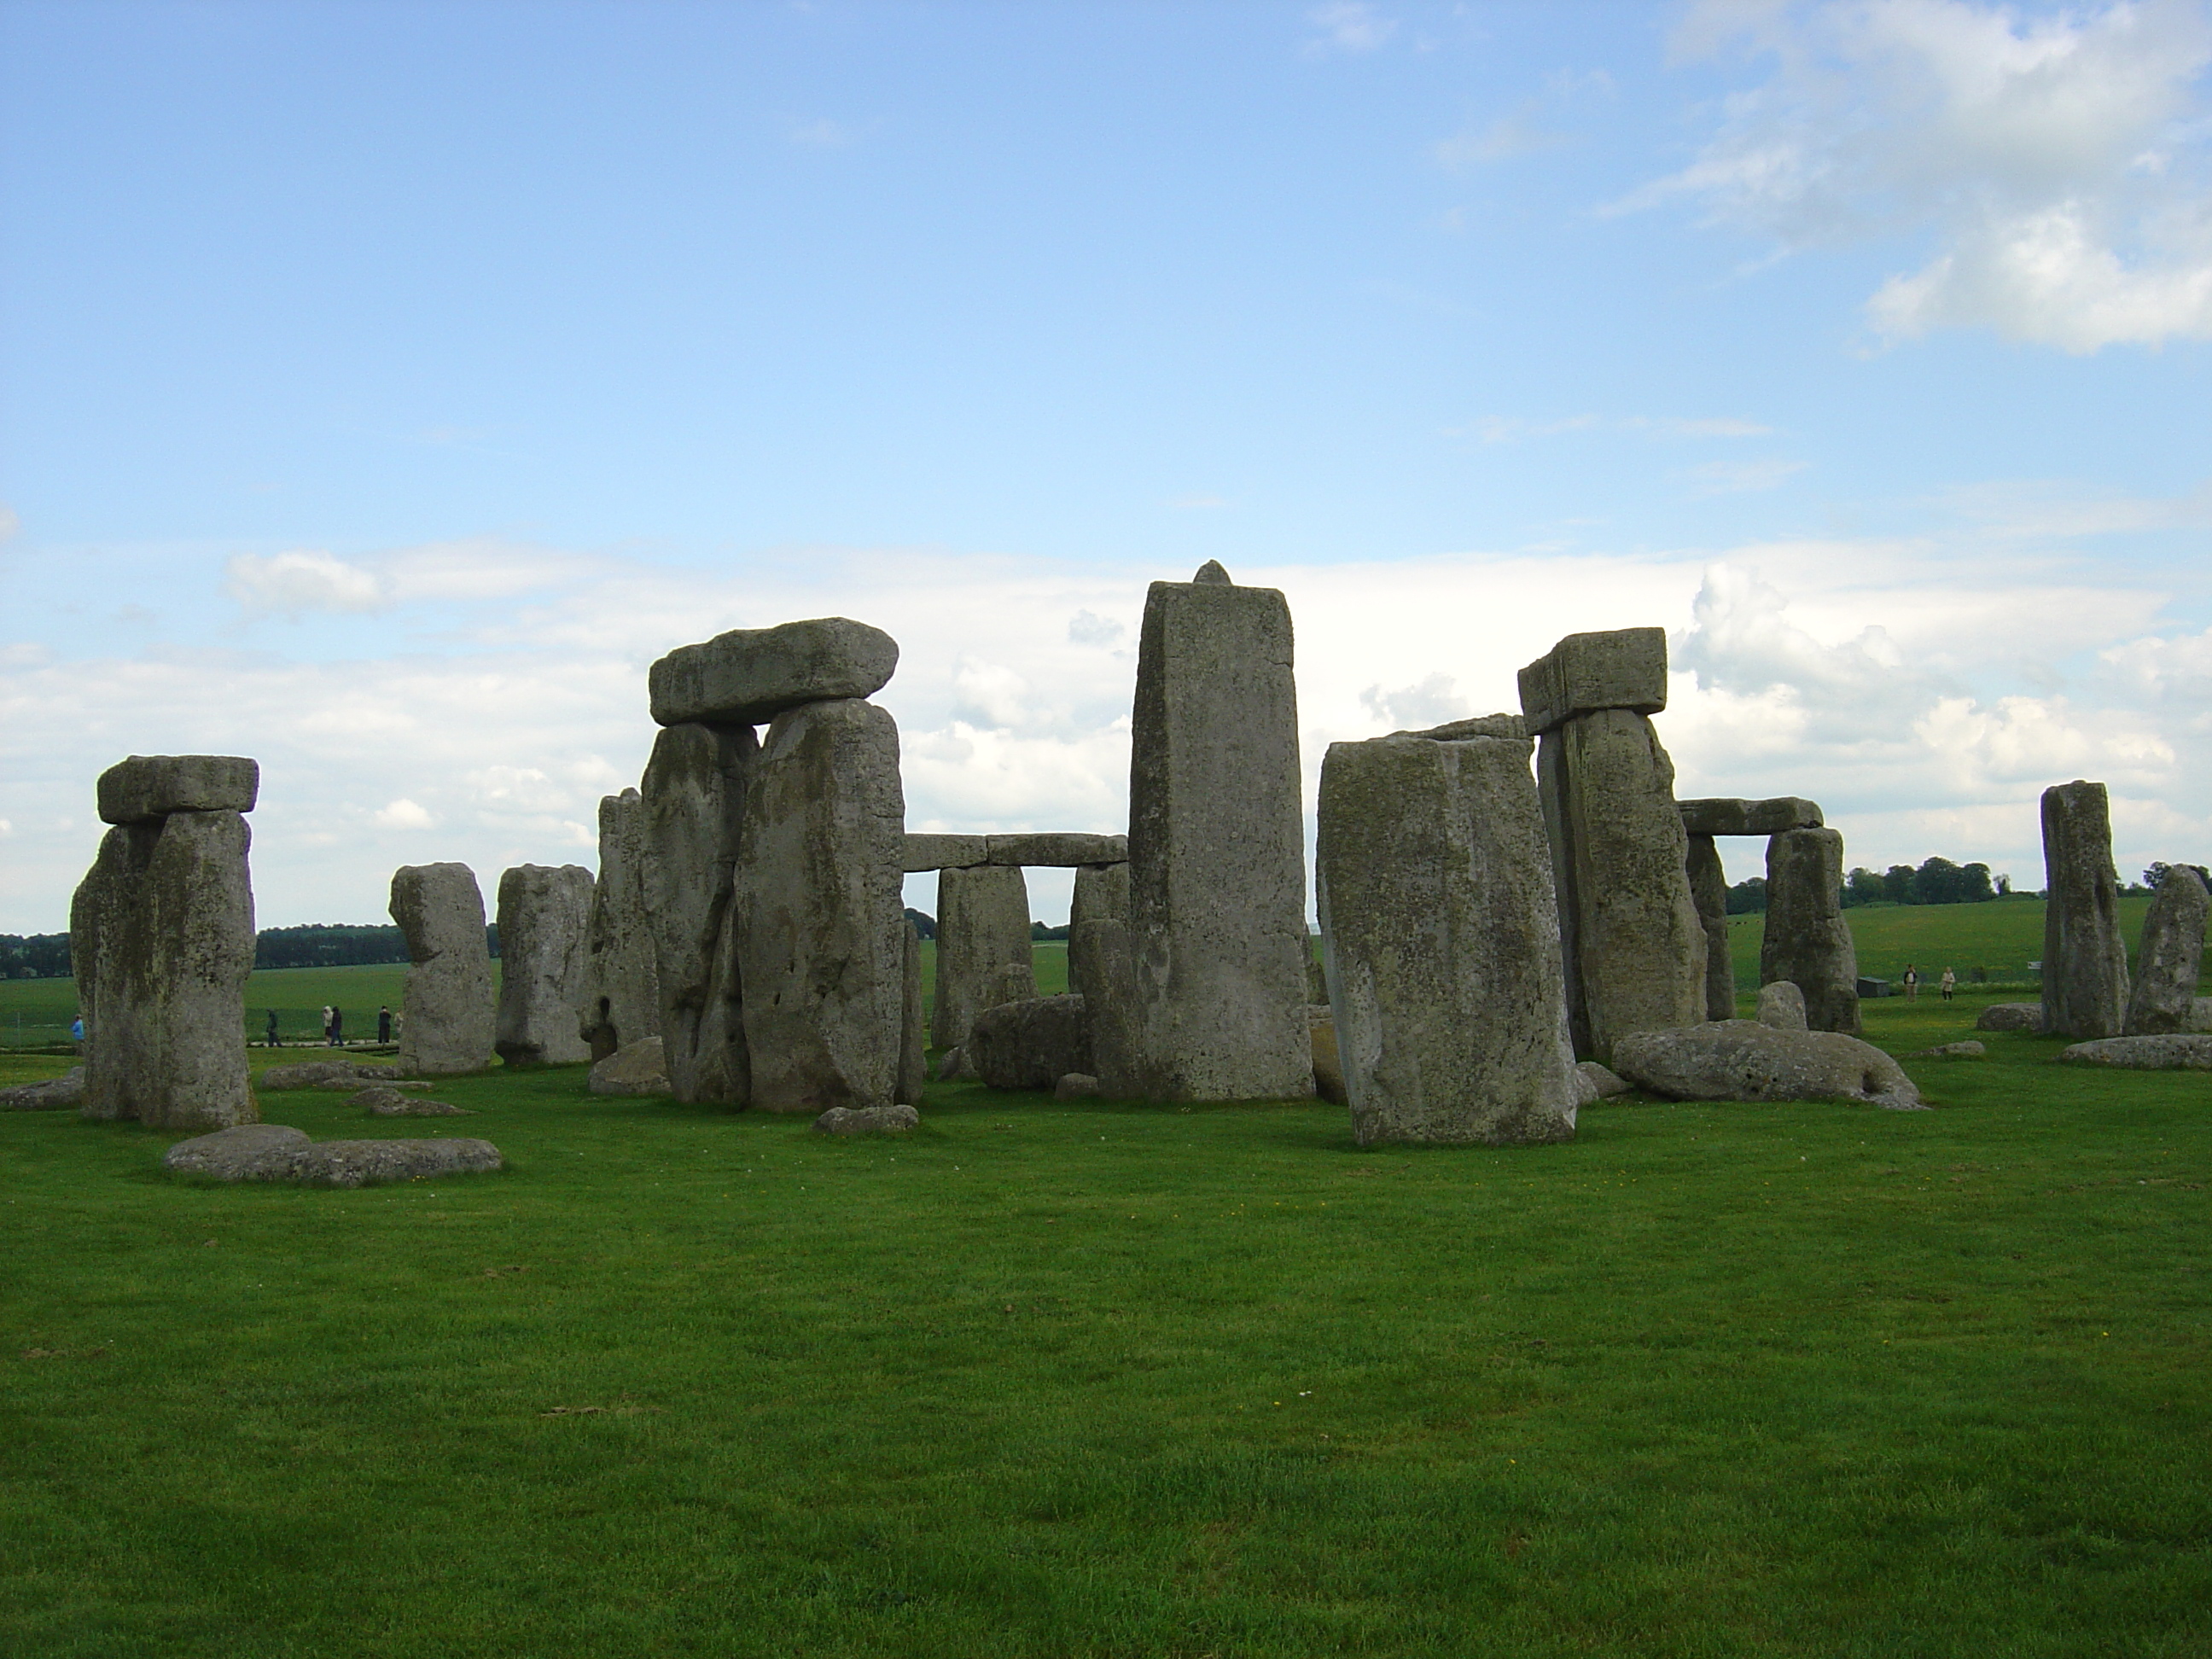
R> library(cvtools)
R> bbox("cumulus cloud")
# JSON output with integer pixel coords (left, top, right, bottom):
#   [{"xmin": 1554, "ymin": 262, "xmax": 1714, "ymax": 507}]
[
  {"xmin": 372, "ymin": 798, "xmax": 434, "ymax": 830},
  {"xmin": 1629, "ymin": 0, "xmax": 2212, "ymax": 350},
  {"xmin": 224, "ymin": 550, "xmax": 388, "ymax": 616}
]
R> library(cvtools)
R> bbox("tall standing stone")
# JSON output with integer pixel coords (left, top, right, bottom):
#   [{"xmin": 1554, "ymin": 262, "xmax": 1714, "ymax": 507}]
[
  {"xmin": 73, "ymin": 756, "xmax": 259, "ymax": 1130},
  {"xmin": 2125, "ymin": 864, "xmax": 2209, "ymax": 1036},
  {"xmin": 637, "ymin": 722, "xmax": 754, "ymax": 1104},
  {"xmin": 1317, "ymin": 733, "xmax": 1578, "ymax": 1146},
  {"xmin": 389, "ymin": 863, "xmax": 497, "ymax": 1076},
  {"xmin": 898, "ymin": 921, "xmax": 928, "ymax": 1105},
  {"xmin": 494, "ymin": 864, "xmax": 596, "ymax": 1065},
  {"xmin": 1684, "ymin": 835, "xmax": 1735, "ymax": 1022},
  {"xmin": 2041, "ymin": 780, "xmax": 2131, "ymax": 1040},
  {"xmin": 931, "ymin": 864, "xmax": 1036, "ymax": 1051},
  {"xmin": 1106, "ymin": 564, "xmax": 1312, "ymax": 1102},
  {"xmin": 1760, "ymin": 827, "xmax": 1860, "ymax": 1034},
  {"xmin": 732, "ymin": 698, "xmax": 906, "ymax": 1113},
  {"xmin": 1068, "ymin": 861, "xmax": 1131, "ymax": 1000},
  {"xmin": 577, "ymin": 789, "xmax": 662, "ymax": 1061}
]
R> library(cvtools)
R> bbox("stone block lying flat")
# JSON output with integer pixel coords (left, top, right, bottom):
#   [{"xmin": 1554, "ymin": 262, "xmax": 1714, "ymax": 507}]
[
  {"xmin": 163, "ymin": 1124, "xmax": 503, "ymax": 1185},
  {"xmin": 96, "ymin": 754, "xmax": 259, "ymax": 824},
  {"xmin": 1610, "ymin": 1021, "xmax": 1924, "ymax": 1109},
  {"xmin": 986, "ymin": 832, "xmax": 1128, "ymax": 867},
  {"xmin": 649, "ymin": 617, "xmax": 899, "ymax": 728},
  {"xmin": 969, "ymin": 994, "xmax": 1093, "ymax": 1091},
  {"xmin": 2056, "ymin": 1034, "xmax": 2212, "ymax": 1069},
  {"xmin": 1389, "ymin": 713, "xmax": 1526, "ymax": 742},
  {"xmin": 1517, "ymin": 628, "xmax": 1668, "ymax": 736},
  {"xmin": 814, "ymin": 1103, "xmax": 919, "ymax": 1135},
  {"xmin": 1976, "ymin": 1002, "xmax": 2043, "ymax": 1032},
  {"xmin": 1, "ymin": 1068, "xmax": 84, "ymax": 1110},
  {"xmin": 903, "ymin": 833, "xmax": 990, "ymax": 872},
  {"xmin": 1677, "ymin": 797, "xmax": 1824, "ymax": 837}
]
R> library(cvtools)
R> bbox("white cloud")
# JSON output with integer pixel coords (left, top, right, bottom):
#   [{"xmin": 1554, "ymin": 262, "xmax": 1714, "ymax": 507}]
[
  {"xmin": 224, "ymin": 549, "xmax": 388, "ymax": 616},
  {"xmin": 373, "ymin": 797, "xmax": 434, "ymax": 830},
  {"xmin": 1359, "ymin": 673, "xmax": 1474, "ymax": 728},
  {"xmin": 0, "ymin": 504, "xmax": 18, "ymax": 544},
  {"xmin": 1685, "ymin": 457, "xmax": 1809, "ymax": 492},
  {"xmin": 1307, "ymin": 3, "xmax": 1396, "ymax": 55},
  {"xmin": 1632, "ymin": 0, "xmax": 2212, "ymax": 350}
]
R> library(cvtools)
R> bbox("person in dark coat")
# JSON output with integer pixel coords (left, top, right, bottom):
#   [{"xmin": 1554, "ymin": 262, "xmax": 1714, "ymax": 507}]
[{"xmin": 377, "ymin": 1004, "xmax": 393, "ymax": 1044}]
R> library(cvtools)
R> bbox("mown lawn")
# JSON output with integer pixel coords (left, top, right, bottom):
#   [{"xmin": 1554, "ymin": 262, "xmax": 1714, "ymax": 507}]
[{"xmin": 3, "ymin": 987, "xmax": 2209, "ymax": 1657}]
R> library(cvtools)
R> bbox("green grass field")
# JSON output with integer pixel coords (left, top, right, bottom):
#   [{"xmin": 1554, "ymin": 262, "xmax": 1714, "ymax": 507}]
[
  {"xmin": 3, "ymin": 982, "xmax": 2209, "ymax": 1656},
  {"xmin": 1723, "ymin": 895, "xmax": 2171, "ymax": 993}
]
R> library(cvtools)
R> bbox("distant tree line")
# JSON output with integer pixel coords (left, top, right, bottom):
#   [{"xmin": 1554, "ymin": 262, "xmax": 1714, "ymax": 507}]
[
  {"xmin": 1, "ymin": 934, "xmax": 72, "ymax": 978},
  {"xmin": 3, "ymin": 923, "xmax": 502, "ymax": 978},
  {"xmin": 1725, "ymin": 855, "xmax": 2012, "ymax": 916}
]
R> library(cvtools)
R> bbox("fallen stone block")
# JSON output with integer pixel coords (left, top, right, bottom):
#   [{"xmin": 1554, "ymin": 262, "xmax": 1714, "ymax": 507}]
[
  {"xmin": 1677, "ymin": 797, "xmax": 1824, "ymax": 837},
  {"xmin": 96, "ymin": 754, "xmax": 259, "ymax": 824},
  {"xmin": 649, "ymin": 617, "xmax": 899, "ymax": 728},
  {"xmin": 316, "ymin": 1074, "xmax": 422, "ymax": 1092},
  {"xmin": 1976, "ymin": 1003, "xmax": 2044, "ymax": 1033},
  {"xmin": 1, "ymin": 1068, "xmax": 84, "ymax": 1110},
  {"xmin": 1054, "ymin": 1073, "xmax": 1102, "ymax": 1100},
  {"xmin": 969, "ymin": 994, "xmax": 1092, "ymax": 1091},
  {"xmin": 814, "ymin": 1103, "xmax": 920, "ymax": 1135},
  {"xmin": 1575, "ymin": 1061, "xmax": 1630, "ymax": 1099},
  {"xmin": 263, "ymin": 1060, "xmax": 384, "ymax": 1091},
  {"xmin": 588, "ymin": 1036, "xmax": 672, "ymax": 1097},
  {"xmin": 163, "ymin": 1126, "xmax": 507, "ymax": 1185},
  {"xmin": 985, "ymin": 832, "xmax": 1129, "ymax": 867},
  {"xmin": 1610, "ymin": 1021, "xmax": 1924, "ymax": 1109},
  {"xmin": 2055, "ymin": 1034, "xmax": 2212, "ymax": 1070},
  {"xmin": 354, "ymin": 1088, "xmax": 469, "ymax": 1116},
  {"xmin": 1906, "ymin": 1040, "xmax": 1986, "ymax": 1058}
]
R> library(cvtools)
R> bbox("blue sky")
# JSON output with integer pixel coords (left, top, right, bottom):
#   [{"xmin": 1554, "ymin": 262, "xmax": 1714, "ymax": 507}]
[{"xmin": 3, "ymin": 0, "xmax": 2209, "ymax": 930}]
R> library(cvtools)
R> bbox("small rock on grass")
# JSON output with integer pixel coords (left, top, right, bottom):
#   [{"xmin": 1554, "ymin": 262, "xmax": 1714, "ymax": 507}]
[
  {"xmin": 1975, "ymin": 1004, "xmax": 2044, "ymax": 1033},
  {"xmin": 351, "ymin": 1086, "xmax": 469, "ymax": 1115},
  {"xmin": 814, "ymin": 1104, "xmax": 919, "ymax": 1136},
  {"xmin": 1573, "ymin": 1061, "xmax": 1630, "ymax": 1103},
  {"xmin": 1906, "ymin": 1040, "xmax": 1986, "ymax": 1058},
  {"xmin": 2056, "ymin": 1034, "xmax": 2212, "ymax": 1070},
  {"xmin": 1055, "ymin": 1073, "xmax": 1101, "ymax": 1100},
  {"xmin": 319, "ymin": 1075, "xmax": 430, "ymax": 1091}
]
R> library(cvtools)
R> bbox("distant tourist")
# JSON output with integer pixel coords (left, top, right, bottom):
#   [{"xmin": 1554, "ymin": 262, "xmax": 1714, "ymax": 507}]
[
  {"xmin": 70, "ymin": 1016, "xmax": 84, "ymax": 1055},
  {"xmin": 1901, "ymin": 964, "xmax": 1919, "ymax": 1001},
  {"xmin": 320, "ymin": 1004, "xmax": 335, "ymax": 1044},
  {"xmin": 329, "ymin": 1006, "xmax": 344, "ymax": 1046},
  {"xmin": 265, "ymin": 1010, "xmax": 280, "ymax": 1047},
  {"xmin": 377, "ymin": 1004, "xmax": 392, "ymax": 1044},
  {"xmin": 1939, "ymin": 968, "xmax": 1956, "ymax": 1003}
]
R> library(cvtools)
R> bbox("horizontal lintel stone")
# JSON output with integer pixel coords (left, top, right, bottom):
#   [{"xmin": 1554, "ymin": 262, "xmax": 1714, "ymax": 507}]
[
  {"xmin": 902, "ymin": 834, "xmax": 991, "ymax": 873},
  {"xmin": 96, "ymin": 754, "xmax": 259, "ymax": 824},
  {"xmin": 1677, "ymin": 796, "xmax": 1824, "ymax": 837},
  {"xmin": 649, "ymin": 617, "xmax": 898, "ymax": 729},
  {"xmin": 986, "ymin": 832, "xmax": 1128, "ymax": 868},
  {"xmin": 1516, "ymin": 627, "xmax": 1668, "ymax": 736}
]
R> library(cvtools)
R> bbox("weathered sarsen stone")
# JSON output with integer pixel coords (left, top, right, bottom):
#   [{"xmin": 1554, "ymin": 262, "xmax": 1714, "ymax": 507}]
[
  {"xmin": 1518, "ymin": 628, "xmax": 1668, "ymax": 734},
  {"xmin": 1761, "ymin": 827, "xmax": 1860, "ymax": 1034},
  {"xmin": 589, "ymin": 1036, "xmax": 672, "ymax": 1097},
  {"xmin": 163, "ymin": 1124, "xmax": 504, "ymax": 1185},
  {"xmin": 1685, "ymin": 834, "xmax": 1735, "ymax": 1022},
  {"xmin": 902, "ymin": 833, "xmax": 989, "ymax": 872},
  {"xmin": 931, "ymin": 864, "xmax": 1035, "ymax": 1051},
  {"xmin": 1756, "ymin": 981, "xmax": 1808, "ymax": 1030},
  {"xmin": 969, "ymin": 994, "xmax": 1093, "ymax": 1091},
  {"xmin": 1611, "ymin": 1022, "xmax": 1924, "ymax": 1110},
  {"xmin": 649, "ymin": 617, "xmax": 899, "ymax": 727},
  {"xmin": 2057, "ymin": 1034, "xmax": 2212, "ymax": 1070},
  {"xmin": 495, "ymin": 864, "xmax": 595, "ymax": 1066},
  {"xmin": 2125, "ymin": 865, "xmax": 2209, "ymax": 1036},
  {"xmin": 577, "ymin": 789, "xmax": 662, "ymax": 1061},
  {"xmin": 2040, "ymin": 780, "xmax": 2130, "ymax": 1039},
  {"xmin": 637, "ymin": 722, "xmax": 754, "ymax": 1104},
  {"xmin": 1104, "ymin": 564, "xmax": 1313, "ymax": 1102},
  {"xmin": 732, "ymin": 697, "xmax": 905, "ymax": 1113},
  {"xmin": 73, "ymin": 758, "xmax": 258, "ymax": 1131},
  {"xmin": 1067, "ymin": 862, "xmax": 1130, "ymax": 1001},
  {"xmin": 389, "ymin": 863, "xmax": 496, "ymax": 1076},
  {"xmin": 1317, "ymin": 732, "xmax": 1578, "ymax": 1147},
  {"xmin": 1677, "ymin": 797, "xmax": 1823, "ymax": 838},
  {"xmin": 899, "ymin": 921, "xmax": 928, "ymax": 1107}
]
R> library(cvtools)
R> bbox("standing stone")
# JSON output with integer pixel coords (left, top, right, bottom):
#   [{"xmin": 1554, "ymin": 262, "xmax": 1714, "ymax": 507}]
[
  {"xmin": 1761, "ymin": 827, "xmax": 1860, "ymax": 1034},
  {"xmin": 493, "ymin": 864, "xmax": 596, "ymax": 1065},
  {"xmin": 577, "ymin": 789, "xmax": 661, "ymax": 1061},
  {"xmin": 732, "ymin": 698, "xmax": 905, "ymax": 1113},
  {"xmin": 1685, "ymin": 834, "xmax": 1735, "ymax": 1022},
  {"xmin": 931, "ymin": 864, "xmax": 1036, "ymax": 1050},
  {"xmin": 1531, "ymin": 708, "xmax": 1705, "ymax": 1062},
  {"xmin": 1068, "ymin": 861, "xmax": 1131, "ymax": 1000},
  {"xmin": 1755, "ymin": 981, "xmax": 1808, "ymax": 1031},
  {"xmin": 1107, "ymin": 564, "xmax": 1312, "ymax": 1102},
  {"xmin": 2125, "ymin": 864, "xmax": 2209, "ymax": 1036},
  {"xmin": 2041, "ymin": 781, "xmax": 2131, "ymax": 1040},
  {"xmin": 73, "ymin": 758, "xmax": 259, "ymax": 1130},
  {"xmin": 898, "ymin": 921, "xmax": 928, "ymax": 1105},
  {"xmin": 1317, "ymin": 733, "xmax": 1579, "ymax": 1146},
  {"xmin": 389, "ymin": 864, "xmax": 497, "ymax": 1076},
  {"xmin": 637, "ymin": 722, "xmax": 754, "ymax": 1104}
]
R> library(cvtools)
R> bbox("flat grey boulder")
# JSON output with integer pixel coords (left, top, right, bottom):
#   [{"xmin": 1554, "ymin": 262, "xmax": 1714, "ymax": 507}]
[
  {"xmin": 814, "ymin": 1103, "xmax": 919, "ymax": 1135},
  {"xmin": 588, "ymin": 1037, "xmax": 672, "ymax": 1097},
  {"xmin": 163, "ymin": 1124, "xmax": 503, "ymax": 1185},
  {"xmin": 984, "ymin": 832, "xmax": 1128, "ymax": 868},
  {"xmin": 1677, "ymin": 797, "xmax": 1823, "ymax": 837},
  {"xmin": 96, "ymin": 754, "xmax": 259, "ymax": 824},
  {"xmin": 1575, "ymin": 1061, "xmax": 1631, "ymax": 1101},
  {"xmin": 649, "ymin": 617, "xmax": 899, "ymax": 728},
  {"xmin": 263, "ymin": 1060, "xmax": 381, "ymax": 1091},
  {"xmin": 1976, "ymin": 1003, "xmax": 2045, "ymax": 1033},
  {"xmin": 1, "ymin": 1067, "xmax": 85, "ymax": 1110},
  {"xmin": 1054, "ymin": 1073, "xmax": 1102, "ymax": 1100},
  {"xmin": 2055, "ymin": 1035, "xmax": 2212, "ymax": 1070},
  {"xmin": 316, "ymin": 1072, "xmax": 417, "ymax": 1091},
  {"xmin": 1611, "ymin": 1021, "xmax": 1925, "ymax": 1110},
  {"xmin": 352, "ymin": 1087, "xmax": 469, "ymax": 1115},
  {"xmin": 1906, "ymin": 1040, "xmax": 1987, "ymax": 1058},
  {"xmin": 969, "ymin": 994, "xmax": 1093, "ymax": 1091},
  {"xmin": 1756, "ymin": 981, "xmax": 1808, "ymax": 1030}
]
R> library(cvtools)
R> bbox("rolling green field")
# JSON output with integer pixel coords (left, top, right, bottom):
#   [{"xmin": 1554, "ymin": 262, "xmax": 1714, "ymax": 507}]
[{"xmin": 3, "ymin": 986, "xmax": 2209, "ymax": 1656}]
